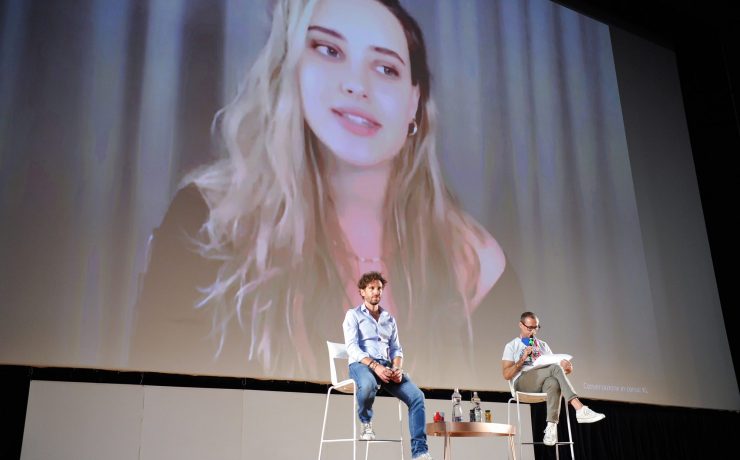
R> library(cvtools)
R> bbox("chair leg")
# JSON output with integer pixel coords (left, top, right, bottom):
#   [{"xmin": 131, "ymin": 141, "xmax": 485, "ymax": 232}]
[
  {"xmin": 318, "ymin": 386, "xmax": 333, "ymax": 460},
  {"xmin": 506, "ymin": 399, "xmax": 513, "ymax": 460},
  {"xmin": 353, "ymin": 389, "xmax": 357, "ymax": 460},
  {"xmin": 553, "ymin": 400, "xmax": 559, "ymax": 460},
  {"xmin": 322, "ymin": 384, "xmax": 407, "ymax": 460},
  {"xmin": 515, "ymin": 398, "xmax": 524, "ymax": 460},
  {"xmin": 507, "ymin": 395, "xmax": 575, "ymax": 460},
  {"xmin": 565, "ymin": 399, "xmax": 574, "ymax": 460},
  {"xmin": 398, "ymin": 399, "xmax": 404, "ymax": 460}
]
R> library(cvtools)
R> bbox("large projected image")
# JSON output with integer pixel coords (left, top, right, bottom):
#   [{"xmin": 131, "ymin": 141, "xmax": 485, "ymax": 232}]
[
  {"xmin": 129, "ymin": 0, "xmax": 507, "ymax": 382},
  {"xmin": 0, "ymin": 0, "xmax": 734, "ymax": 410}
]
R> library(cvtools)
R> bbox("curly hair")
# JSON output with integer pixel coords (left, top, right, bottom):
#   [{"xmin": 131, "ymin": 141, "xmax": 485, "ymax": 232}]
[{"xmin": 357, "ymin": 271, "xmax": 389, "ymax": 290}]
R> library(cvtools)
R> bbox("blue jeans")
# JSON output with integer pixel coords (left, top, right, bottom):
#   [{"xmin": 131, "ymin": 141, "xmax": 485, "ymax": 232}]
[{"xmin": 349, "ymin": 360, "xmax": 429, "ymax": 457}]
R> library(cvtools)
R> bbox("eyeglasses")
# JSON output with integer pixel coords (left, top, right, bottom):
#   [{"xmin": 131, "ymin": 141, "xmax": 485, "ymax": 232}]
[{"xmin": 520, "ymin": 322, "xmax": 541, "ymax": 331}]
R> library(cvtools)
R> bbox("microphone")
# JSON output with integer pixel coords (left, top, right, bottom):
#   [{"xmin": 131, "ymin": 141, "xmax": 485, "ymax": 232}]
[{"xmin": 521, "ymin": 334, "xmax": 536, "ymax": 363}]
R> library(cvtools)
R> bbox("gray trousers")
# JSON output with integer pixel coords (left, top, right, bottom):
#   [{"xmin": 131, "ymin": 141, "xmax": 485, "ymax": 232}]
[{"xmin": 515, "ymin": 364, "xmax": 577, "ymax": 423}]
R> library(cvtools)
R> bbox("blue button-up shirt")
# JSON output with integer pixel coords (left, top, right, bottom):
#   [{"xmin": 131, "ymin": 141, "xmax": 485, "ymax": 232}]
[{"xmin": 343, "ymin": 303, "xmax": 404, "ymax": 365}]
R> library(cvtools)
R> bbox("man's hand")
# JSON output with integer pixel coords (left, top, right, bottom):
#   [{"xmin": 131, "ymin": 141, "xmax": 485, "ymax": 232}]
[
  {"xmin": 374, "ymin": 364, "xmax": 392, "ymax": 383},
  {"xmin": 523, "ymin": 346, "xmax": 533, "ymax": 359},
  {"xmin": 560, "ymin": 359, "xmax": 573, "ymax": 374},
  {"xmin": 389, "ymin": 367, "xmax": 403, "ymax": 383}
]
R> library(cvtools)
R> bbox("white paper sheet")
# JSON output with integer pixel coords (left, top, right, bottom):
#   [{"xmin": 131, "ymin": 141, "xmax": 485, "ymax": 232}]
[{"xmin": 524, "ymin": 353, "xmax": 573, "ymax": 371}]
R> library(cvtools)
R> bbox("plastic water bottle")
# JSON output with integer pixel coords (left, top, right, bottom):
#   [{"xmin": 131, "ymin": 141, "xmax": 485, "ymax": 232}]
[
  {"xmin": 451, "ymin": 387, "xmax": 463, "ymax": 422},
  {"xmin": 471, "ymin": 391, "xmax": 482, "ymax": 422}
]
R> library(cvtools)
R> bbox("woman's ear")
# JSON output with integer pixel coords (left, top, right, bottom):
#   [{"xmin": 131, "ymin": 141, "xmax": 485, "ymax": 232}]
[{"xmin": 408, "ymin": 85, "xmax": 421, "ymax": 121}]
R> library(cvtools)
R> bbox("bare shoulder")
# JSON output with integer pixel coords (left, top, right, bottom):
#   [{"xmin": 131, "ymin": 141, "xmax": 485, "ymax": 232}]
[
  {"xmin": 455, "ymin": 211, "xmax": 506, "ymax": 308},
  {"xmin": 472, "ymin": 219, "xmax": 506, "ymax": 296}
]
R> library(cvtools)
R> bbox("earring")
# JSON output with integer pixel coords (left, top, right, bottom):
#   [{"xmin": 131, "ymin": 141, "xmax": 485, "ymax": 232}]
[{"xmin": 408, "ymin": 118, "xmax": 418, "ymax": 137}]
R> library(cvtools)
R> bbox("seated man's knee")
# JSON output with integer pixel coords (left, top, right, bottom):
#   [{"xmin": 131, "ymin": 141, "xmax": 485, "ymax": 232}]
[
  {"xmin": 406, "ymin": 385, "xmax": 425, "ymax": 408},
  {"xmin": 542, "ymin": 376, "xmax": 561, "ymax": 392},
  {"xmin": 357, "ymin": 378, "xmax": 376, "ymax": 392},
  {"xmin": 552, "ymin": 364, "xmax": 567, "ymax": 377},
  {"xmin": 356, "ymin": 386, "xmax": 377, "ymax": 402},
  {"xmin": 354, "ymin": 375, "xmax": 378, "ymax": 398}
]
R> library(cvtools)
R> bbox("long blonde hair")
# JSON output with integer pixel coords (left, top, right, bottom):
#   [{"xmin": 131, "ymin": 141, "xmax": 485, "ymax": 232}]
[{"xmin": 187, "ymin": 0, "xmax": 483, "ymax": 378}]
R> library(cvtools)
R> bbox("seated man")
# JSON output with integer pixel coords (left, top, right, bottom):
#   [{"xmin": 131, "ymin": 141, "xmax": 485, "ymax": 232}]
[
  {"xmin": 502, "ymin": 311, "xmax": 605, "ymax": 446},
  {"xmin": 343, "ymin": 271, "xmax": 432, "ymax": 460}
]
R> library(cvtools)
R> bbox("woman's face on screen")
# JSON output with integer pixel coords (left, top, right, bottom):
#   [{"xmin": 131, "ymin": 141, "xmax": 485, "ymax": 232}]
[{"xmin": 298, "ymin": 0, "xmax": 420, "ymax": 168}]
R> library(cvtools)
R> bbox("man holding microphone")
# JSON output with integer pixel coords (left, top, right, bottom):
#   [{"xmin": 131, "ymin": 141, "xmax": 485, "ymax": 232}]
[{"xmin": 502, "ymin": 312, "xmax": 605, "ymax": 446}]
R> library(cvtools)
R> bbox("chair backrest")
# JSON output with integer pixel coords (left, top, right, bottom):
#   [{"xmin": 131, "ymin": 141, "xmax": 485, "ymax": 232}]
[{"xmin": 326, "ymin": 341, "xmax": 349, "ymax": 386}]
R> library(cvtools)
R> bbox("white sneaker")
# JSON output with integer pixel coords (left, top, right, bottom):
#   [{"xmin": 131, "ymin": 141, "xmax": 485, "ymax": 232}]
[
  {"xmin": 413, "ymin": 453, "xmax": 433, "ymax": 460},
  {"xmin": 360, "ymin": 422, "xmax": 376, "ymax": 441},
  {"xmin": 543, "ymin": 423, "xmax": 558, "ymax": 446},
  {"xmin": 576, "ymin": 406, "xmax": 606, "ymax": 423}
]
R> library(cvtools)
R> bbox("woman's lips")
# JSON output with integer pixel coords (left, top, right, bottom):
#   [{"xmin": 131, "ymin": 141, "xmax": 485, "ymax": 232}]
[{"xmin": 332, "ymin": 108, "xmax": 382, "ymax": 137}]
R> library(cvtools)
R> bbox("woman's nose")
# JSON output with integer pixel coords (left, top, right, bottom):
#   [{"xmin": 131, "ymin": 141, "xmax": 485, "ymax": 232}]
[
  {"xmin": 340, "ymin": 74, "xmax": 368, "ymax": 99},
  {"xmin": 340, "ymin": 62, "xmax": 368, "ymax": 99}
]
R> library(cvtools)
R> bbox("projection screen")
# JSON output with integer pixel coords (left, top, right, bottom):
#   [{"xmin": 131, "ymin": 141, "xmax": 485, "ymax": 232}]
[{"xmin": 0, "ymin": 0, "xmax": 736, "ymax": 411}]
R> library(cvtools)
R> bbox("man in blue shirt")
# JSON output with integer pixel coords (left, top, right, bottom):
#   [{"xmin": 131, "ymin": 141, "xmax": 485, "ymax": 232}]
[{"xmin": 343, "ymin": 271, "xmax": 432, "ymax": 460}]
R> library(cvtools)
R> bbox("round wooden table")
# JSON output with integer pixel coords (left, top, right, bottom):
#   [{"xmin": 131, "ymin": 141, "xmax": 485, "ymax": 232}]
[{"xmin": 426, "ymin": 421, "xmax": 517, "ymax": 459}]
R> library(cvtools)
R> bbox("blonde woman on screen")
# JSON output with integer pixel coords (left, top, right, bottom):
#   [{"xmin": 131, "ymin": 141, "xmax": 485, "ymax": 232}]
[{"xmin": 131, "ymin": 0, "xmax": 505, "ymax": 382}]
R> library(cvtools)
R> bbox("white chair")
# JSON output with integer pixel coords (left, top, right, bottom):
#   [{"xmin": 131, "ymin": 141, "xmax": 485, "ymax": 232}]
[
  {"xmin": 506, "ymin": 380, "xmax": 575, "ymax": 460},
  {"xmin": 318, "ymin": 341, "xmax": 404, "ymax": 460}
]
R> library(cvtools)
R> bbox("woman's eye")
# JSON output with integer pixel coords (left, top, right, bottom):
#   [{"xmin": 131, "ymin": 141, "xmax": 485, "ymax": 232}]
[
  {"xmin": 315, "ymin": 44, "xmax": 341, "ymax": 58},
  {"xmin": 376, "ymin": 65, "xmax": 399, "ymax": 78}
]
